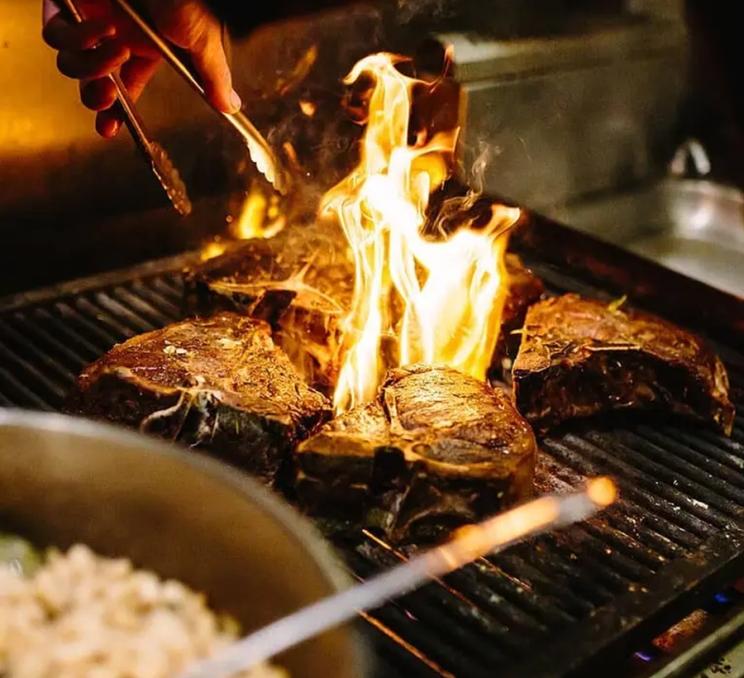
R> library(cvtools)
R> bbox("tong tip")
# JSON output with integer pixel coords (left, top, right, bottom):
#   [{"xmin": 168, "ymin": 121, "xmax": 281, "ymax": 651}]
[{"xmin": 148, "ymin": 142, "xmax": 193, "ymax": 216}]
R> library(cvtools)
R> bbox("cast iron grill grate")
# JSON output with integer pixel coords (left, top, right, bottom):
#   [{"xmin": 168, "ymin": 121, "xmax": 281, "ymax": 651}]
[{"xmin": 0, "ymin": 256, "xmax": 742, "ymax": 678}]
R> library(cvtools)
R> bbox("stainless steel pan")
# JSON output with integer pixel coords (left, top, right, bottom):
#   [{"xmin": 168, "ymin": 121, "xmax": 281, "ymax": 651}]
[{"xmin": 0, "ymin": 410, "xmax": 367, "ymax": 678}]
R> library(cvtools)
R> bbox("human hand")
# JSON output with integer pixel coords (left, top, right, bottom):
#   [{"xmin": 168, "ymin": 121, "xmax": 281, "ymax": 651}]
[{"xmin": 42, "ymin": 0, "xmax": 240, "ymax": 137}]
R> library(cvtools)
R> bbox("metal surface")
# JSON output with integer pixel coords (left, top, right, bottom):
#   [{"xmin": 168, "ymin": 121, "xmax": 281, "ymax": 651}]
[
  {"xmin": 0, "ymin": 236, "xmax": 742, "ymax": 677},
  {"xmin": 438, "ymin": 17, "xmax": 688, "ymax": 210},
  {"xmin": 190, "ymin": 483, "xmax": 613, "ymax": 678},
  {"xmin": 0, "ymin": 410, "xmax": 366, "ymax": 678},
  {"xmin": 549, "ymin": 179, "xmax": 744, "ymax": 298},
  {"xmin": 649, "ymin": 605, "xmax": 744, "ymax": 678},
  {"xmin": 109, "ymin": 0, "xmax": 286, "ymax": 194},
  {"xmin": 59, "ymin": 0, "xmax": 192, "ymax": 216}
]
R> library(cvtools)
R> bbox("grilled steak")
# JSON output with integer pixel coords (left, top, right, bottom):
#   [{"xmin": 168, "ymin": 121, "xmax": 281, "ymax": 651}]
[
  {"xmin": 493, "ymin": 254, "xmax": 545, "ymax": 380},
  {"xmin": 67, "ymin": 312, "xmax": 332, "ymax": 484},
  {"xmin": 512, "ymin": 294, "xmax": 735, "ymax": 434},
  {"xmin": 185, "ymin": 225, "xmax": 353, "ymax": 394},
  {"xmin": 296, "ymin": 365, "xmax": 537, "ymax": 541},
  {"xmin": 188, "ymin": 228, "xmax": 543, "ymax": 393}
]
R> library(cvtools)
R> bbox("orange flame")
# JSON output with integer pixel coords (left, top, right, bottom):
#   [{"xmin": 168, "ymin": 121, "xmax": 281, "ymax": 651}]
[
  {"xmin": 323, "ymin": 54, "xmax": 520, "ymax": 412},
  {"xmin": 232, "ymin": 188, "xmax": 286, "ymax": 241}
]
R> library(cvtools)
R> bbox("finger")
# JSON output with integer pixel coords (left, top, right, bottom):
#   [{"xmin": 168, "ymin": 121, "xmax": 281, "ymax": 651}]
[
  {"xmin": 42, "ymin": 0, "xmax": 61, "ymax": 26},
  {"xmin": 151, "ymin": 2, "xmax": 239, "ymax": 114},
  {"xmin": 96, "ymin": 107, "xmax": 123, "ymax": 139},
  {"xmin": 119, "ymin": 55, "xmax": 161, "ymax": 102},
  {"xmin": 43, "ymin": 14, "xmax": 116, "ymax": 50},
  {"xmin": 57, "ymin": 41, "xmax": 130, "ymax": 80},
  {"xmin": 93, "ymin": 55, "xmax": 160, "ymax": 138},
  {"xmin": 80, "ymin": 77, "xmax": 117, "ymax": 111},
  {"xmin": 189, "ymin": 28, "xmax": 240, "ymax": 114}
]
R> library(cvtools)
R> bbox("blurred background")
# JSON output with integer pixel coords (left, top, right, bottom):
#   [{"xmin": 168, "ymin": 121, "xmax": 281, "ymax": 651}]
[{"xmin": 0, "ymin": 0, "xmax": 741, "ymax": 296}]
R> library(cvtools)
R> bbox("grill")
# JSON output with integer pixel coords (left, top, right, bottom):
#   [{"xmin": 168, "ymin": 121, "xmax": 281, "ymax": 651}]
[{"xmin": 1, "ymin": 215, "xmax": 743, "ymax": 678}]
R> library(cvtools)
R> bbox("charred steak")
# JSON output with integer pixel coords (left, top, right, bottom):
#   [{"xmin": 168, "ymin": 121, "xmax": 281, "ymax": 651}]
[
  {"xmin": 492, "ymin": 254, "xmax": 545, "ymax": 379},
  {"xmin": 512, "ymin": 294, "xmax": 735, "ymax": 434},
  {"xmin": 185, "ymin": 226, "xmax": 353, "ymax": 394},
  {"xmin": 67, "ymin": 312, "xmax": 332, "ymax": 483},
  {"xmin": 296, "ymin": 365, "xmax": 537, "ymax": 541},
  {"xmin": 188, "ymin": 230, "xmax": 544, "ymax": 394}
]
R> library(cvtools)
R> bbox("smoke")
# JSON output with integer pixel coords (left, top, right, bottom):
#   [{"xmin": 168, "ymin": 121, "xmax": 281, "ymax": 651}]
[{"xmin": 396, "ymin": 0, "xmax": 457, "ymax": 24}]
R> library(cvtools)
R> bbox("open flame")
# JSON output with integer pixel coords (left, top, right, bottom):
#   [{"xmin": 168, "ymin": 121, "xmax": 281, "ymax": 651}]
[
  {"xmin": 231, "ymin": 187, "xmax": 286, "ymax": 241},
  {"xmin": 323, "ymin": 53, "xmax": 520, "ymax": 413}
]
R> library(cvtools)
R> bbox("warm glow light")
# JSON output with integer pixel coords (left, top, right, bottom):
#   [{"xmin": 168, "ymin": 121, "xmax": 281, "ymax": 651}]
[
  {"xmin": 322, "ymin": 53, "xmax": 520, "ymax": 412},
  {"xmin": 299, "ymin": 100, "xmax": 317, "ymax": 117},
  {"xmin": 232, "ymin": 188, "xmax": 286, "ymax": 241},
  {"xmin": 587, "ymin": 477, "xmax": 617, "ymax": 507},
  {"xmin": 200, "ymin": 239, "xmax": 227, "ymax": 261}
]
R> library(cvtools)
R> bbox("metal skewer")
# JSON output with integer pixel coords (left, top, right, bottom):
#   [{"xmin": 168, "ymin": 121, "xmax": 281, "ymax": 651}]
[
  {"xmin": 182, "ymin": 478, "xmax": 617, "ymax": 678},
  {"xmin": 60, "ymin": 0, "xmax": 192, "ymax": 216},
  {"xmin": 110, "ymin": 0, "xmax": 287, "ymax": 195}
]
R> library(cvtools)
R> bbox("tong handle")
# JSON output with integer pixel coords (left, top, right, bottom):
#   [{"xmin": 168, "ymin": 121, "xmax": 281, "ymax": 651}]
[
  {"xmin": 58, "ymin": 0, "xmax": 151, "ymax": 152},
  {"xmin": 58, "ymin": 0, "xmax": 193, "ymax": 216}
]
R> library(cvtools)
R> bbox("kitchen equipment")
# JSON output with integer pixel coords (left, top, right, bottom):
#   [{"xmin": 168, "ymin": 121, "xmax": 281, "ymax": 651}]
[
  {"xmin": 187, "ymin": 480, "xmax": 615, "ymax": 678},
  {"xmin": 429, "ymin": 15, "xmax": 688, "ymax": 210},
  {"xmin": 109, "ymin": 0, "xmax": 287, "ymax": 194},
  {"xmin": 548, "ymin": 178, "xmax": 744, "ymax": 298},
  {"xmin": 0, "ymin": 410, "xmax": 366, "ymax": 678},
  {"xmin": 0, "ymin": 212, "xmax": 741, "ymax": 677},
  {"xmin": 60, "ymin": 0, "xmax": 192, "ymax": 216}
]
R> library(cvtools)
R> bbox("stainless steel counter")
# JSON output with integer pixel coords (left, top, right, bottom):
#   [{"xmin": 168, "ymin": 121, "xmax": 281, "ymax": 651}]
[{"xmin": 549, "ymin": 179, "xmax": 744, "ymax": 298}]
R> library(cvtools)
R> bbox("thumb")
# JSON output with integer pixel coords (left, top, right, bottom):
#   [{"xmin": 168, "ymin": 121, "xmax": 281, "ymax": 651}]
[
  {"xmin": 189, "ymin": 25, "xmax": 240, "ymax": 114},
  {"xmin": 150, "ymin": 1, "xmax": 240, "ymax": 115}
]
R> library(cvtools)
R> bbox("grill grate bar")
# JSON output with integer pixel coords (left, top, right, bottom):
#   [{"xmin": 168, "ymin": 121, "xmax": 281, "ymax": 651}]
[
  {"xmin": 644, "ymin": 426, "xmax": 744, "ymax": 476},
  {"xmin": 92, "ymin": 292, "xmax": 157, "ymax": 334},
  {"xmin": 539, "ymin": 446, "xmax": 705, "ymax": 549},
  {"xmin": 490, "ymin": 552, "xmax": 596, "ymax": 617},
  {"xmin": 53, "ymin": 301, "xmax": 121, "ymax": 348},
  {"xmin": 127, "ymin": 280, "xmax": 182, "ymax": 318},
  {"xmin": 0, "ymin": 340, "xmax": 68, "ymax": 402},
  {"xmin": 151, "ymin": 275, "xmax": 185, "ymax": 300},
  {"xmin": 357, "ymin": 533, "xmax": 551, "ymax": 638},
  {"xmin": 110, "ymin": 286, "xmax": 177, "ymax": 326},
  {"xmin": 11, "ymin": 312, "xmax": 91, "ymax": 371},
  {"xmin": 73, "ymin": 297, "xmax": 138, "ymax": 340},
  {"xmin": 624, "ymin": 428, "xmax": 744, "ymax": 497},
  {"xmin": 545, "ymin": 437, "xmax": 725, "ymax": 535},
  {"xmin": 584, "ymin": 432, "xmax": 741, "ymax": 522},
  {"xmin": 535, "ymin": 463, "xmax": 675, "ymax": 568},
  {"xmin": 0, "ymin": 366, "xmax": 53, "ymax": 410},
  {"xmin": 505, "ymin": 540, "xmax": 617, "ymax": 606},
  {"xmin": 350, "ymin": 544, "xmax": 533, "ymax": 657},
  {"xmin": 582, "ymin": 519, "xmax": 669, "ymax": 570},
  {"xmin": 465, "ymin": 558, "xmax": 577, "ymax": 626},
  {"xmin": 538, "ymin": 532, "xmax": 639, "ymax": 594},
  {"xmin": 569, "ymin": 524, "xmax": 659, "ymax": 580},
  {"xmin": 30, "ymin": 307, "xmax": 104, "ymax": 360},
  {"xmin": 0, "ymin": 319, "xmax": 78, "ymax": 386}
]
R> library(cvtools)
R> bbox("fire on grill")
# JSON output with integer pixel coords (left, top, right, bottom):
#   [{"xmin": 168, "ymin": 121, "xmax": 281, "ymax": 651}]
[{"xmin": 68, "ymin": 53, "xmax": 735, "ymax": 540}]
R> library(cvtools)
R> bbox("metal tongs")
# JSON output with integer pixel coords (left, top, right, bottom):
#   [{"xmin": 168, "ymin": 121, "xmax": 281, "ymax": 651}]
[
  {"xmin": 61, "ymin": 0, "xmax": 192, "ymax": 215},
  {"xmin": 110, "ymin": 0, "xmax": 287, "ymax": 195}
]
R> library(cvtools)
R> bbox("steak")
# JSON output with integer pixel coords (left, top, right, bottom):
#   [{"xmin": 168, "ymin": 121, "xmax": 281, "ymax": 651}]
[
  {"xmin": 493, "ymin": 254, "xmax": 545, "ymax": 380},
  {"xmin": 67, "ymin": 312, "xmax": 332, "ymax": 484},
  {"xmin": 512, "ymin": 294, "xmax": 735, "ymax": 434},
  {"xmin": 185, "ymin": 225, "xmax": 353, "ymax": 394},
  {"xmin": 296, "ymin": 365, "xmax": 537, "ymax": 541},
  {"xmin": 187, "ymin": 228, "xmax": 543, "ymax": 394}
]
